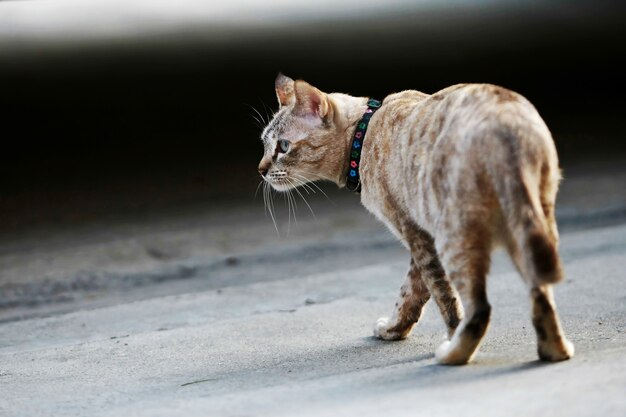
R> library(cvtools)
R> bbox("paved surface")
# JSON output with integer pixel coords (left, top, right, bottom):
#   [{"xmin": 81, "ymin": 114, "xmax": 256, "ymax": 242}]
[
  {"xmin": 0, "ymin": 159, "xmax": 625, "ymax": 416},
  {"xmin": 1, "ymin": 223, "xmax": 625, "ymax": 417}
]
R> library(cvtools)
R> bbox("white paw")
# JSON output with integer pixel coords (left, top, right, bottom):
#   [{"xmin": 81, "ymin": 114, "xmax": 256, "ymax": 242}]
[
  {"xmin": 373, "ymin": 317, "xmax": 404, "ymax": 341},
  {"xmin": 435, "ymin": 340, "xmax": 452, "ymax": 363},
  {"xmin": 435, "ymin": 340, "xmax": 471, "ymax": 365},
  {"xmin": 539, "ymin": 338, "xmax": 575, "ymax": 362}
]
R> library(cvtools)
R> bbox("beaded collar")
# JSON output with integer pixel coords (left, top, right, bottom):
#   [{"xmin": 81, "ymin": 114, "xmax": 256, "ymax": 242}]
[{"xmin": 346, "ymin": 98, "xmax": 382, "ymax": 193}]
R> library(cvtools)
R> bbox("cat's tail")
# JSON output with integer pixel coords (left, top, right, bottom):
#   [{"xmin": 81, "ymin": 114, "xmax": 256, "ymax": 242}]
[
  {"xmin": 522, "ymin": 209, "xmax": 564, "ymax": 284},
  {"xmin": 499, "ymin": 172, "xmax": 564, "ymax": 285}
]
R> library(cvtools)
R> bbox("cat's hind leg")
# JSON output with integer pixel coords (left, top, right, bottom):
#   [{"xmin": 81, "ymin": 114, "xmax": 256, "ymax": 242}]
[
  {"xmin": 374, "ymin": 258, "xmax": 431, "ymax": 340},
  {"xmin": 530, "ymin": 284, "xmax": 574, "ymax": 361},
  {"xmin": 434, "ymin": 220, "xmax": 492, "ymax": 365},
  {"xmin": 528, "ymin": 199, "xmax": 574, "ymax": 361},
  {"xmin": 507, "ymin": 224, "xmax": 574, "ymax": 361},
  {"xmin": 504, "ymin": 177, "xmax": 574, "ymax": 361}
]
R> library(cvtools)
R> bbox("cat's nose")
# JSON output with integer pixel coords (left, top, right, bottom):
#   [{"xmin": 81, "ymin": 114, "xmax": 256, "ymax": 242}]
[{"xmin": 258, "ymin": 159, "xmax": 271, "ymax": 177}]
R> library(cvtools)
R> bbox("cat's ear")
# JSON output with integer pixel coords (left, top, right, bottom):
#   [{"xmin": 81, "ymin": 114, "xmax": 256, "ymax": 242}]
[
  {"xmin": 275, "ymin": 73, "xmax": 295, "ymax": 107},
  {"xmin": 293, "ymin": 80, "xmax": 330, "ymax": 121}
]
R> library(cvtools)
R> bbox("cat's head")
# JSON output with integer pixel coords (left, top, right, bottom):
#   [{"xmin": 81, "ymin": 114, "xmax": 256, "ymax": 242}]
[{"xmin": 258, "ymin": 74, "xmax": 361, "ymax": 191}]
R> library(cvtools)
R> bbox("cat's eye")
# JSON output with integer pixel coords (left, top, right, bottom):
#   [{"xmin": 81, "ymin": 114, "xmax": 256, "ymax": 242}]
[{"xmin": 278, "ymin": 139, "xmax": 290, "ymax": 153}]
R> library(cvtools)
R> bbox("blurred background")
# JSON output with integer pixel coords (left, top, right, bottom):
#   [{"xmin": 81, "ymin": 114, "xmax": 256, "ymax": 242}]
[{"xmin": 1, "ymin": 0, "xmax": 625, "ymax": 320}]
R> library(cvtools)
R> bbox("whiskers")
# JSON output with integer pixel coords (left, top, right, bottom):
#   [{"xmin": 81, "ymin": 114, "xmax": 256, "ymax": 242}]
[
  {"xmin": 287, "ymin": 177, "xmax": 316, "ymax": 220},
  {"xmin": 257, "ymin": 171, "xmax": 330, "ymax": 236},
  {"xmin": 293, "ymin": 171, "xmax": 333, "ymax": 203},
  {"xmin": 246, "ymin": 104, "xmax": 267, "ymax": 130},
  {"xmin": 261, "ymin": 179, "xmax": 279, "ymax": 235},
  {"xmin": 245, "ymin": 99, "xmax": 273, "ymax": 131}
]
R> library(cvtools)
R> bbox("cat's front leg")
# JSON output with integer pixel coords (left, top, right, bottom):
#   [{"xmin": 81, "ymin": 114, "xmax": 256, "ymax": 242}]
[
  {"xmin": 374, "ymin": 258, "xmax": 431, "ymax": 340},
  {"xmin": 407, "ymin": 227, "xmax": 463, "ymax": 339}
]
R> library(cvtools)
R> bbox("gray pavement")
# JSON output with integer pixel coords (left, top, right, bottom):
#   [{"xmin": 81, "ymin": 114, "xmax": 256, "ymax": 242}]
[
  {"xmin": 0, "ymin": 159, "xmax": 625, "ymax": 416},
  {"xmin": 1, "ymin": 223, "xmax": 625, "ymax": 416}
]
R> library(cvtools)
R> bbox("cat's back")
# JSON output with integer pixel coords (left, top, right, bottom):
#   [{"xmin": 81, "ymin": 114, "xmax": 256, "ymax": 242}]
[
  {"xmin": 365, "ymin": 82, "xmax": 559, "ymax": 228},
  {"xmin": 424, "ymin": 83, "xmax": 549, "ymax": 139},
  {"xmin": 370, "ymin": 83, "xmax": 557, "ymax": 180},
  {"xmin": 385, "ymin": 83, "xmax": 544, "ymax": 127},
  {"xmin": 380, "ymin": 83, "xmax": 555, "ymax": 163},
  {"xmin": 429, "ymin": 83, "xmax": 556, "ymax": 164}
]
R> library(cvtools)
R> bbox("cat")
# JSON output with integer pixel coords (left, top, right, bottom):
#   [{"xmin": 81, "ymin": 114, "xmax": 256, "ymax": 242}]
[{"xmin": 258, "ymin": 73, "xmax": 574, "ymax": 365}]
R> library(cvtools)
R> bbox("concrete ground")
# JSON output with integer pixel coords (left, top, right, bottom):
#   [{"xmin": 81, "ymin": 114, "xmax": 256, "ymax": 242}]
[{"xmin": 0, "ymin": 158, "xmax": 625, "ymax": 416}]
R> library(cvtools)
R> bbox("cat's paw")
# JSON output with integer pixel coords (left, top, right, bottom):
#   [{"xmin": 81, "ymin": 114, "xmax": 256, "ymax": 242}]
[
  {"xmin": 435, "ymin": 340, "xmax": 471, "ymax": 365},
  {"xmin": 538, "ymin": 338, "xmax": 575, "ymax": 362},
  {"xmin": 373, "ymin": 317, "xmax": 405, "ymax": 341}
]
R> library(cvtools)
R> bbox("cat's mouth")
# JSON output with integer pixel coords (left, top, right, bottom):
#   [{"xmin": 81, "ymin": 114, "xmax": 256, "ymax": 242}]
[{"xmin": 266, "ymin": 170, "xmax": 295, "ymax": 192}]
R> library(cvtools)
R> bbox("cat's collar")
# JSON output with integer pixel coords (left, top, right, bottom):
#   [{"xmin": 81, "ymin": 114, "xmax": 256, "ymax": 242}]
[{"xmin": 346, "ymin": 98, "xmax": 382, "ymax": 193}]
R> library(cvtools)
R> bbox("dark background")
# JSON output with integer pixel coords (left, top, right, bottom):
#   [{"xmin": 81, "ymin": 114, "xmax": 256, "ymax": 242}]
[{"xmin": 1, "ymin": 1, "xmax": 625, "ymax": 233}]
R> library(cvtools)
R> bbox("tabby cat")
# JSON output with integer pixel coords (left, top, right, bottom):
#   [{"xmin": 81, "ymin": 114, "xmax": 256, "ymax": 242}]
[{"xmin": 258, "ymin": 73, "xmax": 574, "ymax": 365}]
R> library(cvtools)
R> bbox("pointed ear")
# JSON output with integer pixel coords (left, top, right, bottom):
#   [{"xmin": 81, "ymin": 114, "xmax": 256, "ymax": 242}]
[
  {"xmin": 275, "ymin": 73, "xmax": 295, "ymax": 107},
  {"xmin": 293, "ymin": 80, "xmax": 330, "ymax": 120}
]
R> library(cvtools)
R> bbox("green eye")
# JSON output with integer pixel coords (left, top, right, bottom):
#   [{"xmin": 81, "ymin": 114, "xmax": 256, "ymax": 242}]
[{"xmin": 278, "ymin": 139, "xmax": 290, "ymax": 153}]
